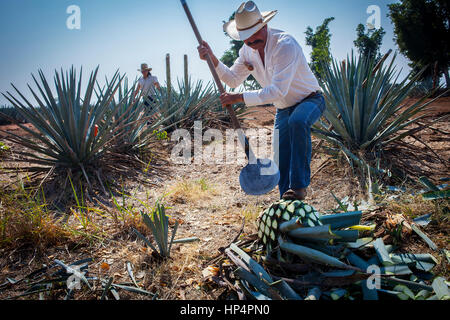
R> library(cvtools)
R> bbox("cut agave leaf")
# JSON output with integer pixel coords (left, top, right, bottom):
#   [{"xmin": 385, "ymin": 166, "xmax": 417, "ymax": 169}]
[
  {"xmin": 367, "ymin": 255, "xmax": 380, "ymax": 266},
  {"xmin": 412, "ymin": 213, "xmax": 432, "ymax": 227},
  {"xmin": 330, "ymin": 288, "xmax": 347, "ymax": 300},
  {"xmin": 332, "ymin": 230, "xmax": 359, "ymax": 242},
  {"xmin": 300, "ymin": 242, "xmax": 344, "ymax": 258},
  {"xmin": 172, "ymin": 237, "xmax": 199, "ymax": 244},
  {"xmin": 279, "ymin": 237, "xmax": 352, "ymax": 269},
  {"xmin": 305, "ymin": 287, "xmax": 321, "ymax": 300},
  {"xmin": 251, "ymin": 291, "xmax": 272, "ymax": 300},
  {"xmin": 345, "ymin": 251, "xmax": 370, "ymax": 270},
  {"xmin": 346, "ymin": 237, "xmax": 374, "ymax": 249},
  {"xmin": 373, "ymin": 238, "xmax": 395, "ymax": 266},
  {"xmin": 432, "ymin": 277, "xmax": 450, "ymax": 300},
  {"xmin": 411, "ymin": 224, "xmax": 438, "ymax": 251},
  {"xmin": 393, "ymin": 285, "xmax": 415, "ymax": 300},
  {"xmin": 322, "ymin": 270, "xmax": 355, "ymax": 277},
  {"xmin": 418, "ymin": 176, "xmax": 440, "ymax": 192},
  {"xmin": 347, "ymin": 225, "xmax": 375, "ymax": 232},
  {"xmin": 319, "ymin": 211, "xmax": 362, "ymax": 230},
  {"xmin": 415, "ymin": 289, "xmax": 432, "ymax": 300},
  {"xmin": 422, "ymin": 190, "xmax": 450, "ymax": 200},
  {"xmin": 288, "ymin": 225, "xmax": 339, "ymax": 240},
  {"xmin": 381, "ymin": 265, "xmax": 413, "ymax": 275},
  {"xmin": 111, "ymin": 283, "xmax": 156, "ymax": 297},
  {"xmin": 390, "ymin": 253, "xmax": 437, "ymax": 270},
  {"xmin": 279, "ymin": 218, "xmax": 302, "ymax": 233}
]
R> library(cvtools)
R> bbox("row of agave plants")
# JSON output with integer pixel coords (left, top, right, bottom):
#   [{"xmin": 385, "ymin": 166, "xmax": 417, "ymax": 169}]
[
  {"xmin": 1, "ymin": 52, "xmax": 446, "ymax": 195},
  {"xmin": 313, "ymin": 51, "xmax": 448, "ymax": 186},
  {"xmin": 0, "ymin": 66, "xmax": 245, "ymax": 196},
  {"xmin": 0, "ymin": 105, "xmax": 28, "ymax": 125}
]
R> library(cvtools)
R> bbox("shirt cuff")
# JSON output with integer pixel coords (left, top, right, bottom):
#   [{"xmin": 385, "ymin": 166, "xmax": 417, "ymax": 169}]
[
  {"xmin": 243, "ymin": 91, "xmax": 263, "ymax": 106},
  {"xmin": 215, "ymin": 61, "xmax": 228, "ymax": 79}
]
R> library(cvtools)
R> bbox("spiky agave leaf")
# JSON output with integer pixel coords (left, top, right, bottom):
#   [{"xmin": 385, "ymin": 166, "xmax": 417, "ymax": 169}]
[
  {"xmin": 151, "ymin": 78, "xmax": 248, "ymax": 129},
  {"xmin": 100, "ymin": 76, "xmax": 168, "ymax": 152},
  {"xmin": 0, "ymin": 105, "xmax": 27, "ymax": 125},
  {"xmin": 1, "ymin": 66, "xmax": 130, "ymax": 175},
  {"xmin": 152, "ymin": 78, "xmax": 219, "ymax": 128}
]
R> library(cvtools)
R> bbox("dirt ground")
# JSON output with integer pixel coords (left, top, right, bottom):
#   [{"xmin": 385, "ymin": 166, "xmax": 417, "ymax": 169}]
[{"xmin": 0, "ymin": 97, "xmax": 448, "ymax": 300}]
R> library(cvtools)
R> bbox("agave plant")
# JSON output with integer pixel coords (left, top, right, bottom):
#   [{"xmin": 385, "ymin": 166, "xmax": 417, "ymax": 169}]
[
  {"xmin": 153, "ymin": 78, "xmax": 248, "ymax": 129},
  {"xmin": 133, "ymin": 202, "xmax": 199, "ymax": 258},
  {"xmin": 1, "ymin": 66, "xmax": 133, "ymax": 183},
  {"xmin": 0, "ymin": 105, "xmax": 27, "ymax": 125},
  {"xmin": 97, "ymin": 77, "xmax": 168, "ymax": 152},
  {"xmin": 313, "ymin": 52, "xmax": 444, "ymax": 175},
  {"xmin": 152, "ymin": 78, "xmax": 218, "ymax": 128}
]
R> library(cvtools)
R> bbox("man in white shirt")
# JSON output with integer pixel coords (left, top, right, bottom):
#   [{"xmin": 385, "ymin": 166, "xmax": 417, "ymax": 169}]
[
  {"xmin": 134, "ymin": 63, "xmax": 161, "ymax": 107},
  {"xmin": 198, "ymin": 1, "xmax": 326, "ymax": 200}
]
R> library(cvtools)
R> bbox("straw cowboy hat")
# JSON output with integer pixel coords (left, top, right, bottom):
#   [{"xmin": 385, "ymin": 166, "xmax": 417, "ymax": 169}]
[
  {"xmin": 138, "ymin": 63, "xmax": 152, "ymax": 72},
  {"xmin": 223, "ymin": 1, "xmax": 277, "ymax": 41}
]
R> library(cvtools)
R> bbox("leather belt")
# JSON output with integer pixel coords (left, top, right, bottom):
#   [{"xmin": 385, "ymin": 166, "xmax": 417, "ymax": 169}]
[
  {"xmin": 284, "ymin": 91, "xmax": 323, "ymax": 110},
  {"xmin": 303, "ymin": 90, "xmax": 322, "ymax": 101},
  {"xmin": 289, "ymin": 90, "xmax": 322, "ymax": 108}
]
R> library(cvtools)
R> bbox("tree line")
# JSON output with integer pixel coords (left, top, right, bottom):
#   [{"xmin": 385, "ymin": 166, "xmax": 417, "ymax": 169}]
[{"xmin": 220, "ymin": 0, "xmax": 449, "ymax": 90}]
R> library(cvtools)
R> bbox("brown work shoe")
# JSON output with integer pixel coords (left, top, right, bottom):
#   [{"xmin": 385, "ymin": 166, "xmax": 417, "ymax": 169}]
[{"xmin": 282, "ymin": 188, "xmax": 307, "ymax": 201}]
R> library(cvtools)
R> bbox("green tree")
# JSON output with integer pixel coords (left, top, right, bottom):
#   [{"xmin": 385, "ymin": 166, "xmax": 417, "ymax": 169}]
[
  {"xmin": 305, "ymin": 17, "xmax": 335, "ymax": 80},
  {"xmin": 353, "ymin": 24, "xmax": 386, "ymax": 61},
  {"xmin": 388, "ymin": 0, "xmax": 450, "ymax": 88},
  {"xmin": 220, "ymin": 13, "xmax": 261, "ymax": 90}
]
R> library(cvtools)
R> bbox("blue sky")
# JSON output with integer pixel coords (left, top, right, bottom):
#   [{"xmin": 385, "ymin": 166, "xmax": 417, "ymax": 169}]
[{"xmin": 0, "ymin": 0, "xmax": 407, "ymax": 105}]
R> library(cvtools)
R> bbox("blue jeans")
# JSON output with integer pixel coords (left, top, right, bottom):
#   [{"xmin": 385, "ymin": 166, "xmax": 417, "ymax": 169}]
[{"xmin": 273, "ymin": 94, "xmax": 326, "ymax": 197}]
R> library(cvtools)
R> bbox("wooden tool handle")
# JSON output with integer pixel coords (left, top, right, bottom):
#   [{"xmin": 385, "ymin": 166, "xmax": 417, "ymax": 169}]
[
  {"xmin": 181, "ymin": 0, "xmax": 255, "ymax": 160},
  {"xmin": 180, "ymin": 0, "xmax": 242, "ymax": 131}
]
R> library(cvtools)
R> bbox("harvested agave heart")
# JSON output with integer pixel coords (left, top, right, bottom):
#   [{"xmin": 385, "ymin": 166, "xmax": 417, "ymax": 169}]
[{"xmin": 257, "ymin": 199, "xmax": 322, "ymax": 249}]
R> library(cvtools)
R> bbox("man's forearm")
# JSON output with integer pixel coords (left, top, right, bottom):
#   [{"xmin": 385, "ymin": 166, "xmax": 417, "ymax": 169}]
[{"xmin": 209, "ymin": 54, "xmax": 219, "ymax": 68}]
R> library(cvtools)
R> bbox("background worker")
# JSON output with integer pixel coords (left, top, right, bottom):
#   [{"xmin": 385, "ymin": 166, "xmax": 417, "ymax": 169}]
[{"xmin": 134, "ymin": 63, "xmax": 161, "ymax": 108}]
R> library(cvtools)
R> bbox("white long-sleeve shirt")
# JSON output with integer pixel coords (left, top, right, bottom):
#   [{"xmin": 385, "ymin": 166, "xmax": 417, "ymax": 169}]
[{"xmin": 216, "ymin": 27, "xmax": 321, "ymax": 109}]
